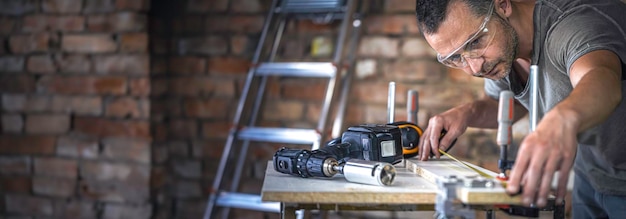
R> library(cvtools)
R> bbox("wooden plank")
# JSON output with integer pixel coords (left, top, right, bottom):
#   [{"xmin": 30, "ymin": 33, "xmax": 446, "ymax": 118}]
[
  {"xmin": 261, "ymin": 161, "xmax": 437, "ymax": 204},
  {"xmin": 406, "ymin": 157, "xmax": 522, "ymax": 205}
]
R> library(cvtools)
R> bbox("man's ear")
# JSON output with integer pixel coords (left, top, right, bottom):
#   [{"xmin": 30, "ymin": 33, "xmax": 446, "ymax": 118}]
[{"xmin": 496, "ymin": 0, "xmax": 513, "ymax": 17}]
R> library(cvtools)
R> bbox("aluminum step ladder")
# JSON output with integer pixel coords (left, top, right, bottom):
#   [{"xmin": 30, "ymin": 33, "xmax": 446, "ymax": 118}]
[{"xmin": 203, "ymin": 0, "xmax": 361, "ymax": 218}]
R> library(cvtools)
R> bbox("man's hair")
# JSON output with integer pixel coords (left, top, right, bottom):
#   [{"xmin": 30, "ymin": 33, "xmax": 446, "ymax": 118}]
[{"xmin": 415, "ymin": 0, "xmax": 493, "ymax": 34}]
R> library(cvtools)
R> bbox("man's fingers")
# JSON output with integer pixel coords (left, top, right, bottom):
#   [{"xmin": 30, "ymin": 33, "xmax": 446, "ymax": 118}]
[
  {"xmin": 506, "ymin": 145, "xmax": 530, "ymax": 195},
  {"xmin": 556, "ymin": 159, "xmax": 573, "ymax": 205},
  {"xmin": 537, "ymin": 157, "xmax": 558, "ymax": 207}
]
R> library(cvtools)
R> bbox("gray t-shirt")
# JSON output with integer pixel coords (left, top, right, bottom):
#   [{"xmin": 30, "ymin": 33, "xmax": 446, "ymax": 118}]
[{"xmin": 484, "ymin": 0, "xmax": 626, "ymax": 195}]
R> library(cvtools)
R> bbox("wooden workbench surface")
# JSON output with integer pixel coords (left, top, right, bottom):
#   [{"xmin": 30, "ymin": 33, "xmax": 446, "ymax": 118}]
[
  {"xmin": 261, "ymin": 157, "xmax": 525, "ymax": 205},
  {"xmin": 261, "ymin": 161, "xmax": 438, "ymax": 204}
]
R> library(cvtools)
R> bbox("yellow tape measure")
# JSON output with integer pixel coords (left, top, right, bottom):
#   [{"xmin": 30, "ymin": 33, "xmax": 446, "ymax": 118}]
[{"xmin": 438, "ymin": 149, "xmax": 508, "ymax": 187}]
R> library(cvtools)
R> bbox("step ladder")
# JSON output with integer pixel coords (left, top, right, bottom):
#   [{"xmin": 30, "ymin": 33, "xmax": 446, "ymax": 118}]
[{"xmin": 203, "ymin": 0, "xmax": 362, "ymax": 218}]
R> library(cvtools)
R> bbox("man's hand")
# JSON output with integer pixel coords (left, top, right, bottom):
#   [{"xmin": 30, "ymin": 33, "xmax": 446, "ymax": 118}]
[
  {"xmin": 505, "ymin": 108, "xmax": 578, "ymax": 207},
  {"xmin": 418, "ymin": 105, "xmax": 470, "ymax": 161}
]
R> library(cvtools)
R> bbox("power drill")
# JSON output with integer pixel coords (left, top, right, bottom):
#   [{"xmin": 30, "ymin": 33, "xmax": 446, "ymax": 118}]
[{"xmin": 273, "ymin": 144, "xmax": 396, "ymax": 186}]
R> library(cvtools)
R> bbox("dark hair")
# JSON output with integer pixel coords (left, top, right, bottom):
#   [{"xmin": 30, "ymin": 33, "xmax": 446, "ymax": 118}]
[{"xmin": 415, "ymin": 0, "xmax": 493, "ymax": 34}]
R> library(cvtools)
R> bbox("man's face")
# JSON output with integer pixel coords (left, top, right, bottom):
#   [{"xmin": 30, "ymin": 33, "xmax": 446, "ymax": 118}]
[{"xmin": 424, "ymin": 1, "xmax": 518, "ymax": 80}]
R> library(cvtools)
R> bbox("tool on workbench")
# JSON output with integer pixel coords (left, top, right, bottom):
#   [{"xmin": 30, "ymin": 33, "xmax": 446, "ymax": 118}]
[
  {"xmin": 273, "ymin": 146, "xmax": 396, "ymax": 186},
  {"xmin": 497, "ymin": 90, "xmax": 515, "ymax": 180}
]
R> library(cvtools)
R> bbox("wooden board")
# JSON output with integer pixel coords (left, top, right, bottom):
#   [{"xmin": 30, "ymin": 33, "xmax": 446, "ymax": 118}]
[
  {"xmin": 261, "ymin": 161, "xmax": 437, "ymax": 204},
  {"xmin": 406, "ymin": 157, "xmax": 522, "ymax": 205}
]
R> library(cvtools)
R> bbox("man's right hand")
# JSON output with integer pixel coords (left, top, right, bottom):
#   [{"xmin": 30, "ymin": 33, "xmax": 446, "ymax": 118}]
[{"xmin": 418, "ymin": 105, "xmax": 471, "ymax": 161}]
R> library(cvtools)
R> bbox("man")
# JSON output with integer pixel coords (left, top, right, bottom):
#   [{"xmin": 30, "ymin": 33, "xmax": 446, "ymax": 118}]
[{"xmin": 415, "ymin": 0, "xmax": 626, "ymax": 217}]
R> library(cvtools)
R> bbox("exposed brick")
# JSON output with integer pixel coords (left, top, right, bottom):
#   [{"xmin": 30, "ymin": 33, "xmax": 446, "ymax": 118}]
[
  {"xmin": 2, "ymin": 113, "xmax": 23, "ymax": 133},
  {"xmin": 80, "ymin": 161, "xmax": 149, "ymax": 185},
  {"xmin": 187, "ymin": 0, "xmax": 228, "ymax": 12},
  {"xmin": 120, "ymin": 33, "xmax": 148, "ymax": 52},
  {"xmin": 42, "ymin": 0, "xmax": 83, "ymax": 13},
  {"xmin": 18, "ymin": 95, "xmax": 52, "ymax": 113},
  {"xmin": 358, "ymin": 36, "xmax": 399, "ymax": 57},
  {"xmin": 417, "ymin": 84, "xmax": 481, "ymax": 109},
  {"xmin": 25, "ymin": 114, "xmax": 70, "ymax": 134},
  {"xmin": 201, "ymin": 121, "xmax": 229, "ymax": 139},
  {"xmin": 74, "ymin": 117, "xmax": 150, "ymax": 139},
  {"xmin": 5, "ymin": 194, "xmax": 53, "ymax": 216},
  {"xmin": 79, "ymin": 179, "xmax": 149, "ymax": 203},
  {"xmin": 53, "ymin": 200, "xmax": 97, "ymax": 219},
  {"xmin": 9, "ymin": 33, "xmax": 50, "ymax": 54},
  {"xmin": 33, "ymin": 176, "xmax": 76, "ymax": 197},
  {"xmin": 115, "ymin": 0, "xmax": 149, "ymax": 11},
  {"xmin": 22, "ymin": 15, "xmax": 48, "ymax": 32},
  {"xmin": 173, "ymin": 180, "xmax": 202, "ymax": 198},
  {"xmin": 49, "ymin": 15, "xmax": 86, "ymax": 32},
  {"xmin": 0, "ymin": 176, "xmax": 31, "ymax": 193},
  {"xmin": 102, "ymin": 204, "xmax": 152, "ymax": 219},
  {"xmin": 0, "ymin": 75, "xmax": 35, "ymax": 93},
  {"xmin": 0, "ymin": 156, "xmax": 31, "ymax": 174},
  {"xmin": 87, "ymin": 12, "xmax": 146, "ymax": 32},
  {"xmin": 168, "ymin": 119, "xmax": 198, "ymax": 139},
  {"xmin": 0, "ymin": 0, "xmax": 38, "ymax": 16},
  {"xmin": 177, "ymin": 36, "xmax": 227, "ymax": 55},
  {"xmin": 355, "ymin": 59, "xmax": 377, "ymax": 79},
  {"xmin": 129, "ymin": 77, "xmax": 150, "ymax": 96},
  {"xmin": 179, "ymin": 15, "xmax": 204, "ymax": 34},
  {"xmin": 166, "ymin": 141, "xmax": 189, "ymax": 157},
  {"xmin": 2, "ymin": 94, "xmax": 27, "ymax": 112},
  {"xmin": 365, "ymin": 15, "xmax": 420, "ymax": 35},
  {"xmin": 383, "ymin": 59, "xmax": 444, "ymax": 83},
  {"xmin": 62, "ymin": 34, "xmax": 117, "ymax": 53},
  {"xmin": 27, "ymin": 54, "xmax": 56, "ymax": 74},
  {"xmin": 38, "ymin": 75, "xmax": 127, "ymax": 95},
  {"xmin": 105, "ymin": 97, "xmax": 149, "ymax": 119},
  {"xmin": 34, "ymin": 157, "xmax": 77, "ymax": 178},
  {"xmin": 183, "ymin": 98, "xmax": 229, "ymax": 118},
  {"xmin": 191, "ymin": 139, "xmax": 224, "ymax": 158},
  {"xmin": 83, "ymin": 0, "xmax": 115, "ymax": 13},
  {"xmin": 0, "ymin": 17, "xmax": 15, "ymax": 34},
  {"xmin": 230, "ymin": 34, "xmax": 251, "ymax": 55},
  {"xmin": 401, "ymin": 38, "xmax": 437, "ymax": 57},
  {"xmin": 0, "ymin": 55, "xmax": 25, "ymax": 72},
  {"xmin": 262, "ymin": 100, "xmax": 305, "ymax": 120},
  {"xmin": 0, "ymin": 135, "xmax": 56, "ymax": 155},
  {"xmin": 172, "ymin": 159, "xmax": 201, "ymax": 179},
  {"xmin": 56, "ymin": 134, "xmax": 99, "ymax": 159},
  {"xmin": 54, "ymin": 54, "xmax": 91, "ymax": 73},
  {"xmin": 169, "ymin": 77, "xmax": 234, "ymax": 97},
  {"xmin": 51, "ymin": 95, "xmax": 103, "ymax": 115},
  {"xmin": 206, "ymin": 15, "xmax": 264, "ymax": 33},
  {"xmin": 294, "ymin": 20, "xmax": 335, "ymax": 34},
  {"xmin": 351, "ymin": 81, "xmax": 393, "ymax": 104},
  {"xmin": 168, "ymin": 56, "xmax": 206, "ymax": 74},
  {"xmin": 102, "ymin": 137, "xmax": 150, "ymax": 163},
  {"xmin": 231, "ymin": 0, "xmax": 266, "ymax": 13},
  {"xmin": 385, "ymin": 0, "xmax": 417, "ymax": 12},
  {"xmin": 207, "ymin": 56, "xmax": 250, "ymax": 75},
  {"xmin": 94, "ymin": 55, "xmax": 149, "ymax": 75},
  {"xmin": 281, "ymin": 79, "xmax": 326, "ymax": 101}
]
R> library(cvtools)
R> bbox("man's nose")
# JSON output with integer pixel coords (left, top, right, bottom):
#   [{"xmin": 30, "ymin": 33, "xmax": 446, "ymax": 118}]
[{"xmin": 466, "ymin": 56, "xmax": 485, "ymax": 76}]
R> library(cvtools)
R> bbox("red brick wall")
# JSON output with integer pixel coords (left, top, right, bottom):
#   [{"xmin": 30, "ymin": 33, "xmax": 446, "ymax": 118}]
[
  {"xmin": 1, "ymin": 0, "xmax": 151, "ymax": 218},
  {"xmin": 1, "ymin": 0, "xmax": 519, "ymax": 218}
]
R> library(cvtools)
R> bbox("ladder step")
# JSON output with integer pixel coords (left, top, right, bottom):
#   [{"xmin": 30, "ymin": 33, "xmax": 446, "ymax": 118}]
[
  {"xmin": 216, "ymin": 192, "xmax": 280, "ymax": 213},
  {"xmin": 238, "ymin": 127, "xmax": 320, "ymax": 145},
  {"xmin": 255, "ymin": 62, "xmax": 336, "ymax": 78}
]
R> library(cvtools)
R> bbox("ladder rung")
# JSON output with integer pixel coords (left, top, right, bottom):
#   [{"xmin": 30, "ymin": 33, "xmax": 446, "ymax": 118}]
[
  {"xmin": 256, "ymin": 62, "xmax": 336, "ymax": 78},
  {"xmin": 280, "ymin": 0, "xmax": 345, "ymax": 13},
  {"xmin": 238, "ymin": 127, "xmax": 320, "ymax": 145},
  {"xmin": 216, "ymin": 192, "xmax": 280, "ymax": 213}
]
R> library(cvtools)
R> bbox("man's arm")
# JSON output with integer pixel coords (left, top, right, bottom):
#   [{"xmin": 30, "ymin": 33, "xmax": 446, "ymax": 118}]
[
  {"xmin": 506, "ymin": 49, "xmax": 623, "ymax": 207},
  {"xmin": 418, "ymin": 95, "xmax": 526, "ymax": 160}
]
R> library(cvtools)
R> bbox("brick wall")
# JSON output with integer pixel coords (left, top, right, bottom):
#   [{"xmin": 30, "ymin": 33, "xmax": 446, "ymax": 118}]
[
  {"xmin": 0, "ymin": 0, "xmax": 151, "ymax": 218},
  {"xmin": 1, "ymin": 0, "xmax": 528, "ymax": 218}
]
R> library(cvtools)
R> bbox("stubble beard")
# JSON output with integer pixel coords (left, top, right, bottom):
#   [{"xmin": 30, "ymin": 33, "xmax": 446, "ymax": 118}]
[{"xmin": 483, "ymin": 18, "xmax": 519, "ymax": 81}]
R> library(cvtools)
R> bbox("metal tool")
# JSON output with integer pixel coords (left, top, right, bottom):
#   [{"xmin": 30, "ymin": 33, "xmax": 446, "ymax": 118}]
[
  {"xmin": 387, "ymin": 81, "xmax": 396, "ymax": 123},
  {"xmin": 407, "ymin": 90, "xmax": 419, "ymax": 124},
  {"xmin": 273, "ymin": 147, "xmax": 396, "ymax": 186},
  {"xmin": 497, "ymin": 90, "xmax": 515, "ymax": 179}
]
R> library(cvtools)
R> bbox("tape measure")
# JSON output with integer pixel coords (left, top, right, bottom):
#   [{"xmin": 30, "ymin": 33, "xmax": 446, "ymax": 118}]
[{"xmin": 438, "ymin": 149, "xmax": 508, "ymax": 187}]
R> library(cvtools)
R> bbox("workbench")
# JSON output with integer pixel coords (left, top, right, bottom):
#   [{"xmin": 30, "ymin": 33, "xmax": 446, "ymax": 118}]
[{"xmin": 261, "ymin": 157, "xmax": 568, "ymax": 219}]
